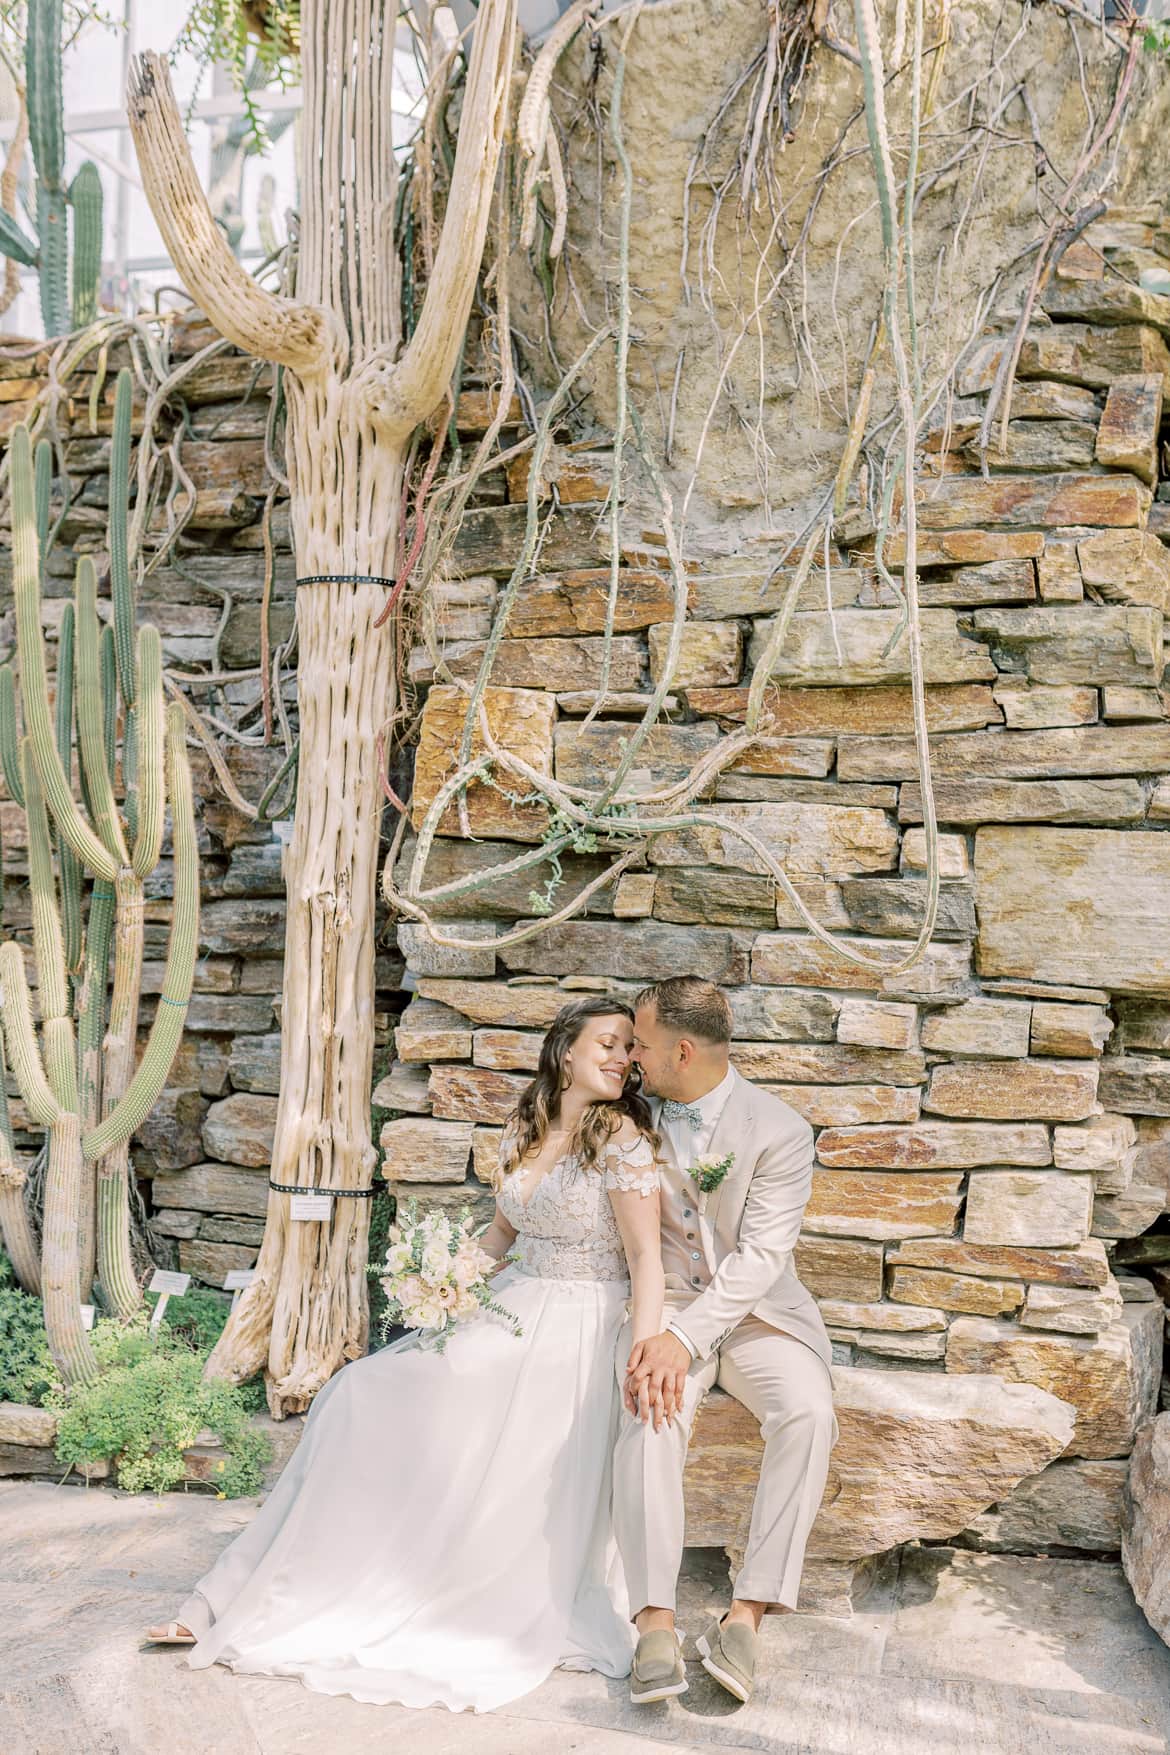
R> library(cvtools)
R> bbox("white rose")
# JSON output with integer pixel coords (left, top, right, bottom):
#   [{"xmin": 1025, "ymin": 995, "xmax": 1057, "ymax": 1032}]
[{"xmin": 420, "ymin": 1239, "xmax": 452, "ymax": 1286}]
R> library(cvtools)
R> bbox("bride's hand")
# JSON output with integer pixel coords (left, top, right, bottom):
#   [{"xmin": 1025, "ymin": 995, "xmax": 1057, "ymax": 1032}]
[{"xmin": 624, "ymin": 1331, "xmax": 689, "ymax": 1429}]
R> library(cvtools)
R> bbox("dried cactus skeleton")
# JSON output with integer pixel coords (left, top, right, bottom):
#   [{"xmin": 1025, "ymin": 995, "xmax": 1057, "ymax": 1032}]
[
  {"xmin": 124, "ymin": 0, "xmax": 519, "ymax": 1414},
  {"xmin": 0, "ymin": 375, "xmax": 201, "ymax": 1384}
]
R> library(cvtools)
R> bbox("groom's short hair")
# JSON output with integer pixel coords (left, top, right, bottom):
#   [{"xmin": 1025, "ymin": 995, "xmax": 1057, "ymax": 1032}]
[{"xmin": 635, "ymin": 976, "xmax": 732, "ymax": 1046}]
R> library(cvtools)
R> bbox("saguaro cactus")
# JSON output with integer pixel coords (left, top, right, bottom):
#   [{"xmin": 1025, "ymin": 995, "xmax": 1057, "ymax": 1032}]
[
  {"xmin": 0, "ymin": 0, "xmax": 105, "ymax": 335},
  {"xmin": 0, "ymin": 393, "xmax": 200, "ymax": 1375}
]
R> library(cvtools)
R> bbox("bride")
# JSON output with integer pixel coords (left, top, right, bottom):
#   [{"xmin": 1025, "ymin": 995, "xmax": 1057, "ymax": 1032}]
[{"xmin": 144, "ymin": 996, "xmax": 666, "ymax": 1713}]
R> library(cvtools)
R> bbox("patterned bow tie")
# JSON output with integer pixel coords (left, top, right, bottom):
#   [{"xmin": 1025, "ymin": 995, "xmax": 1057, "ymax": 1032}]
[{"xmin": 661, "ymin": 1098, "xmax": 703, "ymax": 1129}]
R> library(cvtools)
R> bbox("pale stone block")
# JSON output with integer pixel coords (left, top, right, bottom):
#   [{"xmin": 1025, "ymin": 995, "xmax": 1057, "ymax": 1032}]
[
  {"xmin": 500, "ymin": 920, "xmax": 749, "ymax": 983},
  {"xmin": 853, "ymin": 1330, "xmax": 948, "ymax": 1362},
  {"xmin": 763, "ymin": 1084, "xmax": 921, "ymax": 1127},
  {"xmin": 816, "ymin": 1120, "xmax": 1052, "ymax": 1169},
  {"xmin": 1053, "ymin": 1114, "xmax": 1137, "ymax": 1197},
  {"xmin": 1122, "ymin": 1411, "xmax": 1170, "ymax": 1644},
  {"xmin": 976, "ymin": 827, "xmax": 1170, "ymax": 995},
  {"xmin": 900, "ymin": 777, "xmax": 1144, "ymax": 827},
  {"xmin": 685, "ymin": 1371, "xmax": 1073, "ymax": 1568},
  {"xmin": 1092, "ymin": 1181, "xmax": 1168, "ymax": 1240},
  {"xmin": 380, "ymin": 1117, "xmax": 474, "ymax": 1184},
  {"xmin": 1094, "ymin": 373, "xmax": 1163, "ymax": 484},
  {"xmin": 1078, "ymin": 527, "xmax": 1170, "ymax": 608},
  {"xmin": 410, "ymin": 685, "xmax": 555, "ymax": 843},
  {"xmin": 428, "ymin": 1064, "xmax": 528, "ymax": 1125},
  {"xmin": 946, "ymin": 1303, "xmax": 1162, "ymax": 1459},
  {"xmin": 887, "ymin": 1235, "xmax": 1109, "ymax": 1288},
  {"xmin": 835, "ymin": 997, "xmax": 919, "ymax": 1051},
  {"xmin": 968, "ymin": 605, "xmax": 1162, "ymax": 687},
  {"xmin": 150, "ymin": 1163, "xmax": 268, "ymax": 1219},
  {"xmin": 648, "ymin": 620, "xmax": 742, "ymax": 688},
  {"xmin": 731, "ymin": 1041, "xmax": 924, "ymax": 1085},
  {"xmin": 1036, "ymin": 540, "xmax": 1084, "ymax": 604},
  {"xmin": 752, "ymin": 934, "xmax": 969, "ymax": 996},
  {"xmin": 899, "ymin": 828, "xmax": 969, "ymax": 877},
  {"xmin": 1099, "ymin": 1053, "xmax": 1170, "ymax": 1115},
  {"xmin": 394, "ymin": 999, "xmax": 473, "ymax": 1063},
  {"xmin": 890, "ymin": 1265, "xmax": 1024, "ymax": 1317},
  {"xmin": 920, "ymin": 998, "xmax": 1031, "ymax": 1059},
  {"xmin": 471, "ymin": 1126, "xmax": 504, "ymax": 1185},
  {"xmin": 473, "ymin": 1029, "xmax": 542, "ymax": 1072},
  {"xmin": 963, "ymin": 1171, "xmax": 1093, "ymax": 1247},
  {"xmin": 992, "ymin": 679, "xmax": 1096, "ymax": 728},
  {"xmin": 1030, "ymin": 1002, "xmax": 1113, "ymax": 1059},
  {"xmin": 397, "ymin": 922, "xmax": 496, "ymax": 979},
  {"xmin": 1020, "ymin": 1282, "xmax": 1124, "ymax": 1335},
  {"xmin": 1102, "ymin": 685, "xmax": 1165, "ymax": 721},
  {"xmin": 648, "ymin": 801, "xmax": 898, "ymax": 878},
  {"xmin": 201, "ymin": 1093, "xmax": 277, "ymax": 1168},
  {"xmin": 804, "ymin": 1170, "xmax": 963, "ymax": 1240},
  {"xmin": 816, "ymin": 1299, "xmax": 947, "ymax": 1333},
  {"xmin": 372, "ymin": 1062, "xmax": 432, "ymax": 1114},
  {"xmin": 924, "ymin": 1057, "xmax": 1098, "ymax": 1121},
  {"xmin": 613, "ymin": 872, "xmax": 656, "ymax": 918},
  {"xmin": 793, "ymin": 1237, "xmax": 884, "ymax": 1300},
  {"xmin": 746, "ymin": 607, "xmax": 997, "ymax": 686},
  {"xmin": 417, "ymin": 978, "xmax": 570, "ymax": 1028},
  {"xmin": 180, "ymin": 1240, "xmax": 257, "ymax": 1286}
]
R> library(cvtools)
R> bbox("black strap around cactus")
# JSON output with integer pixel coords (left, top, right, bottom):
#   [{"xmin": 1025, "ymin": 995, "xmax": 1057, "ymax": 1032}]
[{"xmin": 268, "ymin": 1178, "xmax": 378, "ymax": 1199}]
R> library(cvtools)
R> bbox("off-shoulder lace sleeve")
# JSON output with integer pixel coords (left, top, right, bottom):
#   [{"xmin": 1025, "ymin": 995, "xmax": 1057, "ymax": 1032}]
[{"xmin": 602, "ymin": 1133, "xmax": 659, "ymax": 1197}]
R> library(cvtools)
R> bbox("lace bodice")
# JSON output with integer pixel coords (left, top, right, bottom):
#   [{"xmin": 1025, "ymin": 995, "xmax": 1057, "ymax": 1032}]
[{"xmin": 496, "ymin": 1129, "xmax": 659, "ymax": 1283}]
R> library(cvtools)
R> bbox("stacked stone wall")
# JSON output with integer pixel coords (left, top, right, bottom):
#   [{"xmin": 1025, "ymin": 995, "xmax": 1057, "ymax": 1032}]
[{"xmin": 387, "ymin": 209, "xmax": 1170, "ymax": 1561}]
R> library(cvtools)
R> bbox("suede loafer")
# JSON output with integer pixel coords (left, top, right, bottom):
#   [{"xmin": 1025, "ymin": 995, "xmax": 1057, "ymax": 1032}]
[
  {"xmin": 695, "ymin": 1615, "xmax": 756, "ymax": 1704},
  {"xmin": 629, "ymin": 1628, "xmax": 688, "ymax": 1704}
]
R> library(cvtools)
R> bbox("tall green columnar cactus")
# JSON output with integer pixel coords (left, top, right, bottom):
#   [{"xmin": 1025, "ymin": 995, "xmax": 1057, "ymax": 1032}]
[
  {"xmin": 67, "ymin": 162, "xmax": 103, "ymax": 330},
  {"xmin": 0, "ymin": 407, "xmax": 200, "ymax": 1364},
  {"xmin": 0, "ymin": 0, "xmax": 106, "ymax": 337}
]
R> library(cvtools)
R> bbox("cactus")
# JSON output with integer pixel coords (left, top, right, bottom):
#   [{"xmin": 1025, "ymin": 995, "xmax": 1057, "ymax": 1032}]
[
  {"xmin": 0, "ymin": 400, "xmax": 200, "ymax": 1372},
  {"xmin": 68, "ymin": 162, "xmax": 103, "ymax": 329},
  {"xmin": 0, "ymin": 0, "xmax": 106, "ymax": 338}
]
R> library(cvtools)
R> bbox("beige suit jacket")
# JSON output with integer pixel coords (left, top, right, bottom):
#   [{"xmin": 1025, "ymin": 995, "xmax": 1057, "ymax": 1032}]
[{"xmin": 660, "ymin": 1067, "xmax": 832, "ymax": 1369}]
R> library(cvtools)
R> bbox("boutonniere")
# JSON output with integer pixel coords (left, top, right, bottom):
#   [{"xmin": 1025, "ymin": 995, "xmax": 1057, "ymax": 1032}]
[{"xmin": 690, "ymin": 1151, "xmax": 734, "ymax": 1213}]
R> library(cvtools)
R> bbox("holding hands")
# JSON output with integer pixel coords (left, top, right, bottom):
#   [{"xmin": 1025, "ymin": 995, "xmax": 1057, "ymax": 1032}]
[{"xmin": 624, "ymin": 1330, "xmax": 691, "ymax": 1431}]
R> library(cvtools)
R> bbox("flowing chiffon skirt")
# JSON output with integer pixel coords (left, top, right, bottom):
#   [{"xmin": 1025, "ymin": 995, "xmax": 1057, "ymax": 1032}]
[{"xmin": 178, "ymin": 1266, "xmax": 636, "ymax": 1712}]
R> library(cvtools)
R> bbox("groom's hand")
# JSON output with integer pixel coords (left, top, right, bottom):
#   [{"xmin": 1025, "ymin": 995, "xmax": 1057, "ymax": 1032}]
[{"xmin": 625, "ymin": 1331, "xmax": 690, "ymax": 1429}]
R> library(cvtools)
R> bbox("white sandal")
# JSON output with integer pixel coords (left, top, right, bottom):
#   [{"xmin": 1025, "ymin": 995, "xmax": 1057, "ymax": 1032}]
[{"xmin": 142, "ymin": 1621, "xmax": 196, "ymax": 1647}]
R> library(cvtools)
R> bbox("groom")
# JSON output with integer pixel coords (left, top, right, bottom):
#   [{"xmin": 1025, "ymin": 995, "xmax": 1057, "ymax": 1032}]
[{"xmin": 616, "ymin": 975, "xmax": 836, "ymax": 1707}]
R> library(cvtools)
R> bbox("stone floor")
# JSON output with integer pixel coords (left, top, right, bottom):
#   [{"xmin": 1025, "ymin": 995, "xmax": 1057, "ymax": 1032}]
[{"xmin": 2, "ymin": 1477, "xmax": 1169, "ymax": 1755}]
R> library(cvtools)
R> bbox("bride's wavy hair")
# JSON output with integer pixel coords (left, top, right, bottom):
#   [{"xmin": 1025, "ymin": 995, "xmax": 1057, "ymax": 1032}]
[{"xmin": 496, "ymin": 997, "xmax": 656, "ymax": 1188}]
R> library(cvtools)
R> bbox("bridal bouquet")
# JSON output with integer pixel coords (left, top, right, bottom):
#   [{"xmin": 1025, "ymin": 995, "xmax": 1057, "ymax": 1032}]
[{"xmin": 374, "ymin": 1204, "xmax": 521, "ymax": 1352}]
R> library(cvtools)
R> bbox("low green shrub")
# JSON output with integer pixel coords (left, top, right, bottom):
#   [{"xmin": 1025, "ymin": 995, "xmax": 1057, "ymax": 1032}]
[
  {"xmin": 48, "ymin": 1314, "xmax": 270, "ymax": 1496},
  {"xmin": 0, "ymin": 1252, "xmax": 59, "ymax": 1407}
]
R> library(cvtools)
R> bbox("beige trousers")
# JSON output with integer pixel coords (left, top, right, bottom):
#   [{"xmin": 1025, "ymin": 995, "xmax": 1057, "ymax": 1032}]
[{"xmin": 612, "ymin": 1302, "xmax": 837, "ymax": 1615}]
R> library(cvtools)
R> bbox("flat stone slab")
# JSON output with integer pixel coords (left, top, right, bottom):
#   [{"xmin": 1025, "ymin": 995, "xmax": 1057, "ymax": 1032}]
[{"xmin": 2, "ymin": 1482, "xmax": 1167, "ymax": 1754}]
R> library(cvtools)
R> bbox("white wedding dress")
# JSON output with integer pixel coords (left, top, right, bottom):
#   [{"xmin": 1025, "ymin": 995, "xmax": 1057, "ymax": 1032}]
[{"xmin": 177, "ymin": 1133, "xmax": 658, "ymax": 1712}]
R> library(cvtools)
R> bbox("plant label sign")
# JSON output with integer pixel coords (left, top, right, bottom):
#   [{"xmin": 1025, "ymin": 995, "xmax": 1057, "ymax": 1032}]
[
  {"xmin": 224, "ymin": 1267, "xmax": 258, "ymax": 1311},
  {"xmin": 290, "ymin": 1193, "xmax": 334, "ymax": 1222},
  {"xmin": 149, "ymin": 1270, "xmax": 192, "ymax": 1297},
  {"xmin": 80, "ymin": 1303, "xmax": 95, "ymax": 1331},
  {"xmin": 147, "ymin": 1268, "xmax": 192, "ymax": 1332}
]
